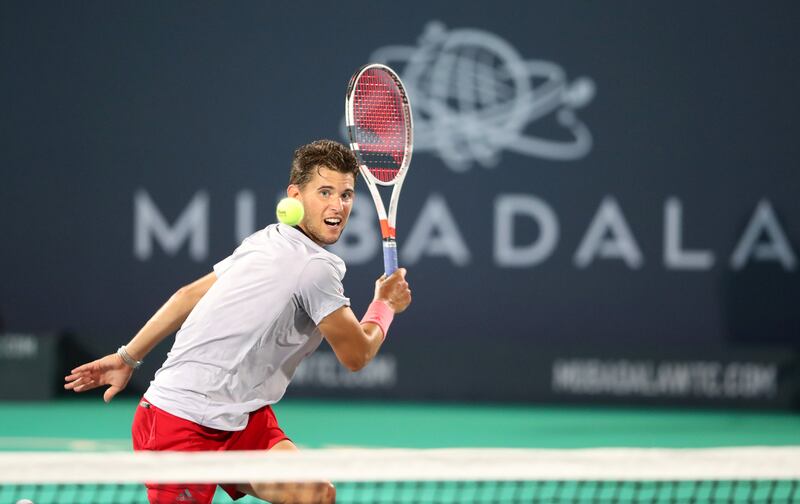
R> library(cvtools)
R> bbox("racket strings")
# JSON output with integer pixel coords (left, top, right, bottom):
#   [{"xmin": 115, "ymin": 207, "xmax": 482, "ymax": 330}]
[{"xmin": 353, "ymin": 69, "xmax": 407, "ymax": 182}]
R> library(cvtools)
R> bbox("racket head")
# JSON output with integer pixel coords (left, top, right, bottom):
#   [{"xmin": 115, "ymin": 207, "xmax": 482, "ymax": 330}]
[{"xmin": 345, "ymin": 64, "xmax": 413, "ymax": 187}]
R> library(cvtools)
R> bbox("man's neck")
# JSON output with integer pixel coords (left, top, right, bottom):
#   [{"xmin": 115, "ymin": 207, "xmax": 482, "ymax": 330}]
[{"xmin": 294, "ymin": 224, "xmax": 324, "ymax": 247}]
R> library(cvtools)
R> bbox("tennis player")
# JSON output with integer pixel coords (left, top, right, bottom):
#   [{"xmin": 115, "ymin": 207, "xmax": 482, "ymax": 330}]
[{"xmin": 64, "ymin": 139, "xmax": 412, "ymax": 504}]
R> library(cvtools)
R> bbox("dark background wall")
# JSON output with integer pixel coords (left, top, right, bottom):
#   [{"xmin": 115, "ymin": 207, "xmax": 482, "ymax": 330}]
[{"xmin": 2, "ymin": 1, "xmax": 798, "ymax": 408}]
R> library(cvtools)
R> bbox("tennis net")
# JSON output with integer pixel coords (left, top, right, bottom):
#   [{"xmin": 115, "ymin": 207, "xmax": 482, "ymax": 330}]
[{"xmin": 1, "ymin": 447, "xmax": 799, "ymax": 503}]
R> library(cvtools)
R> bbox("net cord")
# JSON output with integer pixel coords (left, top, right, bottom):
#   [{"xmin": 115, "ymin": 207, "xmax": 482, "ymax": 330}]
[{"xmin": 1, "ymin": 448, "xmax": 799, "ymax": 484}]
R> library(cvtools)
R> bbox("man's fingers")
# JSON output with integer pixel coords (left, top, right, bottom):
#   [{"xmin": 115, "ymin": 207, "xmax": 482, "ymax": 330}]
[
  {"xmin": 73, "ymin": 384, "xmax": 85, "ymax": 392},
  {"xmin": 64, "ymin": 372, "xmax": 98, "ymax": 391},
  {"xmin": 64, "ymin": 371, "xmax": 89, "ymax": 382},
  {"xmin": 384, "ymin": 270, "xmax": 406, "ymax": 285},
  {"xmin": 103, "ymin": 386, "xmax": 120, "ymax": 403},
  {"xmin": 380, "ymin": 268, "xmax": 406, "ymax": 282},
  {"xmin": 70, "ymin": 363, "xmax": 103, "ymax": 376},
  {"xmin": 64, "ymin": 371, "xmax": 92, "ymax": 385},
  {"xmin": 70, "ymin": 363, "xmax": 92, "ymax": 374},
  {"xmin": 393, "ymin": 281, "xmax": 410, "ymax": 294},
  {"xmin": 390, "ymin": 268, "xmax": 406, "ymax": 279},
  {"xmin": 64, "ymin": 375, "xmax": 82, "ymax": 389}
]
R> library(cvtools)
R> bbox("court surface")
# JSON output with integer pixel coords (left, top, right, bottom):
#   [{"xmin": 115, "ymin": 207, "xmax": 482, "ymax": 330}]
[{"xmin": 1, "ymin": 398, "xmax": 798, "ymax": 452}]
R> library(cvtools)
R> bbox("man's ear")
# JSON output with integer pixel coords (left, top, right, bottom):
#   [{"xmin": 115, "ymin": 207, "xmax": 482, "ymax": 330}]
[{"xmin": 286, "ymin": 184, "xmax": 301, "ymax": 198}]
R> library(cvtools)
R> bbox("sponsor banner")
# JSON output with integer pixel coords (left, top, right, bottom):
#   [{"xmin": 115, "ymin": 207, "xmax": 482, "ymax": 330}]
[
  {"xmin": 551, "ymin": 358, "xmax": 783, "ymax": 403},
  {"xmin": 290, "ymin": 345, "xmax": 797, "ymax": 409}
]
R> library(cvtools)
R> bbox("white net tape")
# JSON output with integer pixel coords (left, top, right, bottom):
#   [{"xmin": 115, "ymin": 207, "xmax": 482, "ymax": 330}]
[{"xmin": 1, "ymin": 447, "xmax": 799, "ymax": 484}]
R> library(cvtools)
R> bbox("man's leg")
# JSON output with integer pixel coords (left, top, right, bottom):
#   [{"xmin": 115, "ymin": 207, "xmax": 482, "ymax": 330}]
[
  {"xmin": 132, "ymin": 399, "xmax": 218, "ymax": 504},
  {"xmin": 235, "ymin": 439, "xmax": 336, "ymax": 504}
]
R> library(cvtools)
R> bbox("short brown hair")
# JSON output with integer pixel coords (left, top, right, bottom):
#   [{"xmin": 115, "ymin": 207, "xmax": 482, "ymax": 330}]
[{"xmin": 289, "ymin": 139, "xmax": 359, "ymax": 188}]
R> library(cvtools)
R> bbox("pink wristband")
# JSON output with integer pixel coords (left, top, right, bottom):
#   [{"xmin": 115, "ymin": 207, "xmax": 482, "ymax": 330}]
[{"xmin": 361, "ymin": 299, "xmax": 394, "ymax": 341}]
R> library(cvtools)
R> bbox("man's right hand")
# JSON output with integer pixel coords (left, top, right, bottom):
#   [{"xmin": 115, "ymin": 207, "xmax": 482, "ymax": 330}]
[
  {"xmin": 374, "ymin": 268, "xmax": 412, "ymax": 314},
  {"xmin": 64, "ymin": 353, "xmax": 134, "ymax": 403}
]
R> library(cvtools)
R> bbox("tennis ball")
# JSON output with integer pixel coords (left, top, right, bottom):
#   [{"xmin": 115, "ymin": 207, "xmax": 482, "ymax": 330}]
[{"xmin": 276, "ymin": 197, "xmax": 304, "ymax": 226}]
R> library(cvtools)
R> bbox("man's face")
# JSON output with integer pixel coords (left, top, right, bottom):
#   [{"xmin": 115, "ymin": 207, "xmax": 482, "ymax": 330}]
[{"xmin": 290, "ymin": 166, "xmax": 355, "ymax": 246}]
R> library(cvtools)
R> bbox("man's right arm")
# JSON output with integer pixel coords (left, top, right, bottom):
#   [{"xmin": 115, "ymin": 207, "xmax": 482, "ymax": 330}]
[
  {"xmin": 319, "ymin": 269, "xmax": 411, "ymax": 371},
  {"xmin": 63, "ymin": 272, "xmax": 217, "ymax": 402}
]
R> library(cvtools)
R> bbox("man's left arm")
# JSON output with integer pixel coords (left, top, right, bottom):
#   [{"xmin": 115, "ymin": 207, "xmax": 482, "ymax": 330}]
[{"xmin": 63, "ymin": 272, "xmax": 217, "ymax": 402}]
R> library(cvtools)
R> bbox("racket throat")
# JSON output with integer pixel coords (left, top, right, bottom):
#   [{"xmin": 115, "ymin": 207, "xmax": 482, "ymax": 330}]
[{"xmin": 379, "ymin": 220, "xmax": 396, "ymax": 239}]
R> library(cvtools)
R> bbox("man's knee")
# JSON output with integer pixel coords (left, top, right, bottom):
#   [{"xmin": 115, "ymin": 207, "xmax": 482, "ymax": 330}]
[{"xmin": 249, "ymin": 480, "xmax": 335, "ymax": 503}]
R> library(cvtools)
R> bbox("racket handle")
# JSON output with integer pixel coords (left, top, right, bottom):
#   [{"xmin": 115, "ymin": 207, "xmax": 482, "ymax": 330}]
[{"xmin": 383, "ymin": 240, "xmax": 398, "ymax": 276}]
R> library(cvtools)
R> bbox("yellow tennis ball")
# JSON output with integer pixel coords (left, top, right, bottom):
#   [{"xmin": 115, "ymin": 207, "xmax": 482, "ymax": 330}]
[{"xmin": 276, "ymin": 197, "xmax": 304, "ymax": 226}]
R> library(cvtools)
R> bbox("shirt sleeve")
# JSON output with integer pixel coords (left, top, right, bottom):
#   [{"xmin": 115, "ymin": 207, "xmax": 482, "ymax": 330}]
[
  {"xmin": 296, "ymin": 257, "xmax": 351, "ymax": 325},
  {"xmin": 213, "ymin": 255, "xmax": 234, "ymax": 277}
]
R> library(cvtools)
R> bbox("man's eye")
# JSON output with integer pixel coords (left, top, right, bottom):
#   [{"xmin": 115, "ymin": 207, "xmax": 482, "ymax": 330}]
[
  {"xmin": 342, "ymin": 193, "xmax": 353, "ymax": 201},
  {"xmin": 320, "ymin": 190, "xmax": 330, "ymax": 197}
]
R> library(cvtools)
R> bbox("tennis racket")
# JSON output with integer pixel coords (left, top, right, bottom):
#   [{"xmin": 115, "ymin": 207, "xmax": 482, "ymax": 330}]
[{"xmin": 345, "ymin": 63, "xmax": 413, "ymax": 276}]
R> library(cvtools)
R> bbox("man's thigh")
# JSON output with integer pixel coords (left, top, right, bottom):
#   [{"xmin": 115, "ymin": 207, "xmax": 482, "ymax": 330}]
[{"xmin": 132, "ymin": 399, "xmax": 228, "ymax": 504}]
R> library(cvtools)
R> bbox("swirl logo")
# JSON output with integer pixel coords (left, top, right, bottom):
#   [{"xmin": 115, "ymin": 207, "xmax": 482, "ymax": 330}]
[{"xmin": 351, "ymin": 21, "xmax": 596, "ymax": 172}]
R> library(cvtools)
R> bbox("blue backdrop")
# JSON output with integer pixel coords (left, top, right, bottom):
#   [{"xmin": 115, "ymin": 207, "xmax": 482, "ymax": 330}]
[{"xmin": 2, "ymin": 1, "xmax": 798, "ymax": 407}]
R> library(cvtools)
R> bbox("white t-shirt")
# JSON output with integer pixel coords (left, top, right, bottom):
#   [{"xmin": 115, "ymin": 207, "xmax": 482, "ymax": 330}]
[{"xmin": 144, "ymin": 224, "xmax": 350, "ymax": 431}]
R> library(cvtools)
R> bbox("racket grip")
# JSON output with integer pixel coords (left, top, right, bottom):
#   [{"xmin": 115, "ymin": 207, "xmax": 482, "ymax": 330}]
[{"xmin": 383, "ymin": 240, "xmax": 398, "ymax": 276}]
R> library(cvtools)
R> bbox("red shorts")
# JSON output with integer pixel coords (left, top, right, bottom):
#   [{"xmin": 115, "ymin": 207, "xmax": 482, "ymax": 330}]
[{"xmin": 131, "ymin": 397, "xmax": 290, "ymax": 504}]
